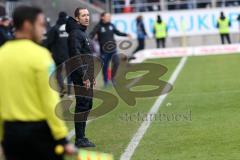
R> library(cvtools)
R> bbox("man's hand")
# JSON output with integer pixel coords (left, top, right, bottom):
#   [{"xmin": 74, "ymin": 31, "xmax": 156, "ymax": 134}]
[
  {"xmin": 127, "ymin": 34, "xmax": 132, "ymax": 39},
  {"xmin": 83, "ymin": 79, "xmax": 91, "ymax": 89},
  {"xmin": 93, "ymin": 78, "xmax": 96, "ymax": 87},
  {"xmin": 64, "ymin": 143, "xmax": 76, "ymax": 155}
]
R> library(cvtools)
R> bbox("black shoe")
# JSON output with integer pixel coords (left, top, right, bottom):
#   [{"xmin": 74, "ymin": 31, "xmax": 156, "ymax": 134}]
[
  {"xmin": 128, "ymin": 56, "xmax": 136, "ymax": 61},
  {"xmin": 75, "ymin": 138, "xmax": 96, "ymax": 148},
  {"xmin": 60, "ymin": 89, "xmax": 67, "ymax": 98}
]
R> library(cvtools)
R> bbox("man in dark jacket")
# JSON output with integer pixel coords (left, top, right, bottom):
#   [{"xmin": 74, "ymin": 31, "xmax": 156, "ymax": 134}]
[
  {"xmin": 46, "ymin": 12, "xmax": 71, "ymax": 97},
  {"xmin": 65, "ymin": 7, "xmax": 96, "ymax": 148},
  {"xmin": 0, "ymin": 17, "xmax": 13, "ymax": 46},
  {"xmin": 90, "ymin": 12, "xmax": 131, "ymax": 87}
]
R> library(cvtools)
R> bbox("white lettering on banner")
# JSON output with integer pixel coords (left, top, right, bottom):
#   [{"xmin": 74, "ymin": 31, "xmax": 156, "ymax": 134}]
[
  {"xmin": 130, "ymin": 44, "xmax": 240, "ymax": 63},
  {"xmin": 112, "ymin": 7, "xmax": 240, "ymax": 39},
  {"xmin": 150, "ymin": 48, "xmax": 191, "ymax": 57},
  {"xmin": 194, "ymin": 45, "xmax": 240, "ymax": 55}
]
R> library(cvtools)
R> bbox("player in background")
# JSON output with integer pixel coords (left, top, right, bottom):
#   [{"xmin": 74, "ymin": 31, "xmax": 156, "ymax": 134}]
[{"xmin": 89, "ymin": 12, "xmax": 132, "ymax": 87}]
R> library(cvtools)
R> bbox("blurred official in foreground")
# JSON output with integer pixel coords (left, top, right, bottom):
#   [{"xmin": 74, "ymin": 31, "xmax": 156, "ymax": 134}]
[{"xmin": 0, "ymin": 6, "xmax": 74, "ymax": 160}]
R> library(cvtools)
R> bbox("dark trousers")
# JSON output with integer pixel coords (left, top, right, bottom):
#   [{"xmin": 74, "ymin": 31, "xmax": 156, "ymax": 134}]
[
  {"xmin": 156, "ymin": 38, "xmax": 166, "ymax": 48},
  {"xmin": 133, "ymin": 38, "xmax": 145, "ymax": 54},
  {"xmin": 56, "ymin": 63, "xmax": 71, "ymax": 95},
  {"xmin": 71, "ymin": 75, "xmax": 93, "ymax": 141},
  {"xmin": 2, "ymin": 121, "xmax": 63, "ymax": 160},
  {"xmin": 220, "ymin": 34, "xmax": 231, "ymax": 44},
  {"xmin": 100, "ymin": 51, "xmax": 120, "ymax": 86}
]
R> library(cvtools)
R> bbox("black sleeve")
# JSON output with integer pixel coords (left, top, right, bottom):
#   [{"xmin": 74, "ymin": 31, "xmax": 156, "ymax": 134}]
[
  {"xmin": 68, "ymin": 31, "xmax": 88, "ymax": 80},
  {"xmin": 112, "ymin": 24, "xmax": 128, "ymax": 37},
  {"xmin": 0, "ymin": 29, "xmax": 11, "ymax": 44},
  {"xmin": 89, "ymin": 23, "xmax": 100, "ymax": 39},
  {"xmin": 46, "ymin": 26, "xmax": 58, "ymax": 49},
  {"xmin": 55, "ymin": 137, "xmax": 69, "ymax": 145},
  {"xmin": 69, "ymin": 31, "xmax": 82, "ymax": 55}
]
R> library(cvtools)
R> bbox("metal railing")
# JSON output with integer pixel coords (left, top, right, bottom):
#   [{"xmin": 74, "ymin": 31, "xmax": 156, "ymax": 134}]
[
  {"xmin": 5, "ymin": 0, "xmax": 31, "ymax": 17},
  {"xmin": 110, "ymin": 0, "xmax": 240, "ymax": 14}
]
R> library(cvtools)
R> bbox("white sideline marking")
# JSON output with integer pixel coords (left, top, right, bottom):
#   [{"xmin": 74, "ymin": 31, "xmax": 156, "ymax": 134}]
[
  {"xmin": 120, "ymin": 56, "xmax": 188, "ymax": 160},
  {"xmin": 126, "ymin": 77, "xmax": 142, "ymax": 88}
]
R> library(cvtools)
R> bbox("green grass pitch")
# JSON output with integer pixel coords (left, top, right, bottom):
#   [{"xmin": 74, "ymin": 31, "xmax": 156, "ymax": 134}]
[{"xmin": 66, "ymin": 53, "xmax": 240, "ymax": 160}]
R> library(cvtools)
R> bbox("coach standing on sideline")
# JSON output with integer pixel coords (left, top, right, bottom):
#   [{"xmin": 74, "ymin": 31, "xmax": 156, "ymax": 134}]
[
  {"xmin": 0, "ymin": 6, "xmax": 75, "ymax": 160},
  {"xmin": 90, "ymin": 12, "xmax": 132, "ymax": 87},
  {"xmin": 66, "ymin": 7, "xmax": 96, "ymax": 148}
]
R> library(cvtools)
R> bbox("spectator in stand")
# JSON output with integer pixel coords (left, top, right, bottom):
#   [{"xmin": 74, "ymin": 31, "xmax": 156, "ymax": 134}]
[
  {"xmin": 197, "ymin": 0, "xmax": 211, "ymax": 8},
  {"xmin": 147, "ymin": 0, "xmax": 161, "ymax": 11}
]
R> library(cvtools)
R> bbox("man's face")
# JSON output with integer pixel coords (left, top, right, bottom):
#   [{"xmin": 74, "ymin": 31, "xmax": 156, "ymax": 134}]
[
  {"xmin": 2, "ymin": 19, "xmax": 10, "ymax": 27},
  {"xmin": 30, "ymin": 13, "xmax": 46, "ymax": 43},
  {"xmin": 76, "ymin": 9, "xmax": 90, "ymax": 27},
  {"xmin": 103, "ymin": 13, "xmax": 111, "ymax": 23}
]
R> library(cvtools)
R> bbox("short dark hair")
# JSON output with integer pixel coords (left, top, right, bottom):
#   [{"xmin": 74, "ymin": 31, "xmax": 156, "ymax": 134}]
[
  {"xmin": 74, "ymin": 7, "xmax": 87, "ymax": 17},
  {"xmin": 1, "ymin": 16, "xmax": 10, "ymax": 22},
  {"xmin": 100, "ymin": 12, "xmax": 107, "ymax": 18},
  {"xmin": 13, "ymin": 6, "xmax": 43, "ymax": 30}
]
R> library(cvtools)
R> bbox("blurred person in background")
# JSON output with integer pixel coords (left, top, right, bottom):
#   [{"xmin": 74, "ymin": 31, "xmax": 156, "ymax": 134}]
[
  {"xmin": 90, "ymin": 12, "xmax": 132, "ymax": 87},
  {"xmin": 0, "ymin": 6, "xmax": 75, "ymax": 160},
  {"xmin": 217, "ymin": 11, "xmax": 231, "ymax": 44},
  {"xmin": 0, "ymin": 17, "xmax": 13, "ymax": 46},
  {"xmin": 66, "ymin": 7, "xmax": 96, "ymax": 148},
  {"xmin": 130, "ymin": 15, "xmax": 148, "ymax": 60},
  {"xmin": 46, "ymin": 11, "xmax": 71, "ymax": 97},
  {"xmin": 46, "ymin": 17, "xmax": 52, "ymax": 32},
  {"xmin": 153, "ymin": 15, "xmax": 167, "ymax": 48},
  {"xmin": 237, "ymin": 13, "xmax": 240, "ymax": 41},
  {"xmin": 147, "ymin": 0, "xmax": 161, "ymax": 11}
]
